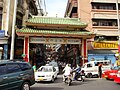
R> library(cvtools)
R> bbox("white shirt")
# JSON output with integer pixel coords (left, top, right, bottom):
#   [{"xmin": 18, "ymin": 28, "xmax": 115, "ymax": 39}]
[{"xmin": 63, "ymin": 66, "xmax": 72, "ymax": 76}]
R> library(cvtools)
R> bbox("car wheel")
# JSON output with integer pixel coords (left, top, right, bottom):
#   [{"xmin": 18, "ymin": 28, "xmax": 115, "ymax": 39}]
[
  {"xmin": 20, "ymin": 82, "xmax": 30, "ymax": 90},
  {"xmin": 87, "ymin": 73, "xmax": 92, "ymax": 78},
  {"xmin": 51, "ymin": 77, "xmax": 54, "ymax": 83}
]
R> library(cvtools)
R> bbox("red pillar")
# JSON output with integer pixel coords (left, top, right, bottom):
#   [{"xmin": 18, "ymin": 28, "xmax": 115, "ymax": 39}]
[
  {"xmin": 81, "ymin": 39, "xmax": 88, "ymax": 64},
  {"xmin": 23, "ymin": 37, "xmax": 29, "ymax": 62}
]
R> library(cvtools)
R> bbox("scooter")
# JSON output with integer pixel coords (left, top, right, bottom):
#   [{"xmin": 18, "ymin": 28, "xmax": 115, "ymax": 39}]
[
  {"xmin": 64, "ymin": 74, "xmax": 72, "ymax": 86},
  {"xmin": 74, "ymin": 70, "xmax": 85, "ymax": 82}
]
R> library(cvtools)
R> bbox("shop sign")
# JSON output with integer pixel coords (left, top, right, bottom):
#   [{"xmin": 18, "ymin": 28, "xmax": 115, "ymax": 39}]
[
  {"xmin": 93, "ymin": 42, "xmax": 118, "ymax": 49},
  {"xmin": 30, "ymin": 37, "xmax": 81, "ymax": 44},
  {"xmin": 30, "ymin": 38, "xmax": 46, "ymax": 43},
  {"xmin": 0, "ymin": 30, "xmax": 5, "ymax": 37},
  {"xmin": 66, "ymin": 39, "xmax": 81, "ymax": 44}
]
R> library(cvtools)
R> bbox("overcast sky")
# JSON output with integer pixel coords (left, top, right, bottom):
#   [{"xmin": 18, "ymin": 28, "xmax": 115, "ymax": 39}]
[{"xmin": 45, "ymin": 0, "xmax": 68, "ymax": 17}]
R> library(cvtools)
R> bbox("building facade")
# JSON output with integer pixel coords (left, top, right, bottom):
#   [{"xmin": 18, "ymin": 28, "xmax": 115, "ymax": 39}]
[
  {"xmin": 65, "ymin": 0, "xmax": 120, "ymax": 63},
  {"xmin": 0, "ymin": 0, "xmax": 39, "ymax": 60}
]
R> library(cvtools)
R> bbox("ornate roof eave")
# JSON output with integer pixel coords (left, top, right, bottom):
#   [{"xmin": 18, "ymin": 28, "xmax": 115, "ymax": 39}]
[
  {"xmin": 16, "ymin": 28, "xmax": 95, "ymax": 39},
  {"xmin": 16, "ymin": 32, "xmax": 95, "ymax": 39}
]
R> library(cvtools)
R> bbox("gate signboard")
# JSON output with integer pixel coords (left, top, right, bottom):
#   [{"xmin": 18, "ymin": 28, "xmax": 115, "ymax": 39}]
[{"xmin": 30, "ymin": 37, "xmax": 81, "ymax": 44}]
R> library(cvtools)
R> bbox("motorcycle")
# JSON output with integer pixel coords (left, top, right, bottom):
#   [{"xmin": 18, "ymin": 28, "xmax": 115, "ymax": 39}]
[
  {"xmin": 74, "ymin": 70, "xmax": 85, "ymax": 82},
  {"xmin": 64, "ymin": 74, "xmax": 72, "ymax": 86}
]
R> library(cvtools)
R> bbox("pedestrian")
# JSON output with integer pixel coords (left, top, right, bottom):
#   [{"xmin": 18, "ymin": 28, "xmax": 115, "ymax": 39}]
[
  {"xmin": 116, "ymin": 57, "xmax": 120, "ymax": 67},
  {"xmin": 32, "ymin": 63, "xmax": 36, "ymax": 72},
  {"xmin": 98, "ymin": 63, "xmax": 102, "ymax": 78}
]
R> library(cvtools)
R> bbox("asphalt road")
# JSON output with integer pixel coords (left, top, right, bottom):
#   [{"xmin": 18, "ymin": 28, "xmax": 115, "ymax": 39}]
[{"xmin": 31, "ymin": 75, "xmax": 120, "ymax": 90}]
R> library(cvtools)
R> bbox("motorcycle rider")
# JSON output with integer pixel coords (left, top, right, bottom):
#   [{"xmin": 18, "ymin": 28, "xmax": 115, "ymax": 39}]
[
  {"xmin": 74, "ymin": 64, "xmax": 81, "ymax": 80},
  {"xmin": 62, "ymin": 64, "xmax": 72, "ymax": 82}
]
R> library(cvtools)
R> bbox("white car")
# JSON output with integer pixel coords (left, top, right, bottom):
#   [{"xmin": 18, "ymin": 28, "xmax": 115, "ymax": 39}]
[
  {"xmin": 35, "ymin": 65, "xmax": 58, "ymax": 82},
  {"xmin": 49, "ymin": 61, "xmax": 59, "ymax": 74}
]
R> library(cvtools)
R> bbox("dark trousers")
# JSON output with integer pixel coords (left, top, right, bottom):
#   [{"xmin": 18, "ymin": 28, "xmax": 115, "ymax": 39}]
[{"xmin": 98, "ymin": 71, "xmax": 102, "ymax": 78}]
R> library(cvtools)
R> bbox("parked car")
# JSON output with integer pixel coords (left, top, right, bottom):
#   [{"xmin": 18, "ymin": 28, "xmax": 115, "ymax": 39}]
[
  {"xmin": 81, "ymin": 60, "xmax": 111, "ymax": 78},
  {"xmin": 35, "ymin": 65, "xmax": 58, "ymax": 82},
  {"xmin": 49, "ymin": 61, "xmax": 59, "ymax": 74},
  {"xmin": 114, "ymin": 70, "xmax": 120, "ymax": 83},
  {"xmin": 0, "ymin": 59, "xmax": 35, "ymax": 90},
  {"xmin": 102, "ymin": 66, "xmax": 120, "ymax": 80}
]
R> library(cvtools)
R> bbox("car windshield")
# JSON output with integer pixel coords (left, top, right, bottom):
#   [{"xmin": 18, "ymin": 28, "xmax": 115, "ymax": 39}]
[{"xmin": 38, "ymin": 67, "xmax": 53, "ymax": 72}]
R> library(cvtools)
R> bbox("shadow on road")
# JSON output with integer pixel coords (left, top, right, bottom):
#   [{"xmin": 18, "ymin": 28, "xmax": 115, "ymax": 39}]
[
  {"xmin": 31, "ymin": 87, "xmax": 64, "ymax": 90},
  {"xmin": 69, "ymin": 78, "xmax": 97, "ymax": 86},
  {"xmin": 35, "ymin": 76, "xmax": 63, "ymax": 84}
]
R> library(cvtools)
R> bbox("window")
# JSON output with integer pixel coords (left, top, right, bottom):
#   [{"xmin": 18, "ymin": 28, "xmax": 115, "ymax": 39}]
[
  {"xmin": 95, "ymin": 36, "xmax": 118, "ymax": 41},
  {"xmin": 92, "ymin": 3, "xmax": 116, "ymax": 10},
  {"xmin": 0, "ymin": 64, "xmax": 7, "ymax": 75},
  {"xmin": 87, "ymin": 64, "xmax": 92, "ymax": 68},
  {"xmin": 19, "ymin": 63, "xmax": 31, "ymax": 71},
  {"xmin": 7, "ymin": 63, "xmax": 21, "ymax": 73},
  {"xmin": 92, "ymin": 19, "xmax": 117, "ymax": 26},
  {"xmin": 53, "ymin": 67, "xmax": 56, "ymax": 72}
]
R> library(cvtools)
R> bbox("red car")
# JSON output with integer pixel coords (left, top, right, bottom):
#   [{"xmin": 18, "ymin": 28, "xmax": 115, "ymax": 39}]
[
  {"xmin": 114, "ymin": 70, "xmax": 120, "ymax": 83},
  {"xmin": 102, "ymin": 66, "xmax": 120, "ymax": 80}
]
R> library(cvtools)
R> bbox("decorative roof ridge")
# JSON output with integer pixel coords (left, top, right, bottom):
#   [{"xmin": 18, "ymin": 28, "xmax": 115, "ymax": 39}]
[{"xmin": 32, "ymin": 15, "xmax": 79, "ymax": 20}]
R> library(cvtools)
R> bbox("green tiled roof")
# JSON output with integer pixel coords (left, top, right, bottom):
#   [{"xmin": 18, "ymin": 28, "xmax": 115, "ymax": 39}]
[
  {"xmin": 27, "ymin": 16, "xmax": 87, "ymax": 27},
  {"xmin": 16, "ymin": 28, "xmax": 93, "ymax": 35}
]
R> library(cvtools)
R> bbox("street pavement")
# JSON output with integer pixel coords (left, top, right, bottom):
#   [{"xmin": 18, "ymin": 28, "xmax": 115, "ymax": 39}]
[{"xmin": 31, "ymin": 75, "xmax": 120, "ymax": 90}]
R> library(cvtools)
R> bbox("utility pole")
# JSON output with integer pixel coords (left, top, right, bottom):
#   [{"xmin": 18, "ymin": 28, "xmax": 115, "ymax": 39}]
[{"xmin": 10, "ymin": 0, "xmax": 17, "ymax": 59}]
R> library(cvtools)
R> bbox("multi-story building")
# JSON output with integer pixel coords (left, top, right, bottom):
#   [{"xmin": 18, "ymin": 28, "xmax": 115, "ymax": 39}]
[
  {"xmin": 0, "ymin": 0, "xmax": 39, "ymax": 60},
  {"xmin": 65, "ymin": 0, "xmax": 119, "ymax": 63}
]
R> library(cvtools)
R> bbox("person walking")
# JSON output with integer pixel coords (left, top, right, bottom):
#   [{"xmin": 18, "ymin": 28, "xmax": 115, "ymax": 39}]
[
  {"xmin": 98, "ymin": 63, "xmax": 102, "ymax": 78},
  {"xmin": 32, "ymin": 63, "xmax": 36, "ymax": 72},
  {"xmin": 116, "ymin": 57, "xmax": 120, "ymax": 67}
]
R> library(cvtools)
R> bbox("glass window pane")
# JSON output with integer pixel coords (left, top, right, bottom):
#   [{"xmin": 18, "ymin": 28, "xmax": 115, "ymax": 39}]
[
  {"xmin": 7, "ymin": 63, "xmax": 21, "ymax": 73},
  {"xmin": 0, "ymin": 64, "xmax": 7, "ymax": 75}
]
